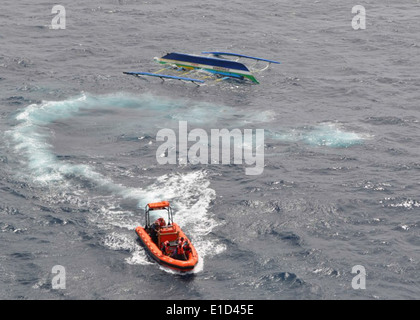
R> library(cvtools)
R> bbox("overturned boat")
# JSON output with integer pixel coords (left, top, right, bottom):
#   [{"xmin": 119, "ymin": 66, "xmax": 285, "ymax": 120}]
[
  {"xmin": 135, "ymin": 201, "xmax": 199, "ymax": 272},
  {"xmin": 124, "ymin": 51, "xmax": 280, "ymax": 85}
]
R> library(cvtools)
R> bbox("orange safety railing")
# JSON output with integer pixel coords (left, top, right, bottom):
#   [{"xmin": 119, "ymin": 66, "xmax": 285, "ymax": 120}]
[{"xmin": 147, "ymin": 201, "xmax": 170, "ymax": 210}]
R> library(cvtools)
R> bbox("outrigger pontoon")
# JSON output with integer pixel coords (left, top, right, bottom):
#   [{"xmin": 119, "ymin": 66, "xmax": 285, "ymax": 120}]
[
  {"xmin": 135, "ymin": 201, "xmax": 199, "ymax": 272},
  {"xmin": 124, "ymin": 51, "xmax": 280, "ymax": 85}
]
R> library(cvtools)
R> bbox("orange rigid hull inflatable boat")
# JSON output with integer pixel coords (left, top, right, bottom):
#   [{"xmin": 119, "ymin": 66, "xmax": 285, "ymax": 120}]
[{"xmin": 135, "ymin": 201, "xmax": 199, "ymax": 272}]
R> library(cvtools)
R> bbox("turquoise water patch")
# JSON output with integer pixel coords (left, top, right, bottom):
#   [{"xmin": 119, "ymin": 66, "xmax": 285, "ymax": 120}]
[
  {"xmin": 269, "ymin": 123, "xmax": 366, "ymax": 148},
  {"xmin": 302, "ymin": 124, "xmax": 364, "ymax": 147}
]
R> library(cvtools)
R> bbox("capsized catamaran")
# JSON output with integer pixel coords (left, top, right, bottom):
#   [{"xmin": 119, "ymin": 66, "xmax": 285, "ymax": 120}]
[{"xmin": 123, "ymin": 51, "xmax": 280, "ymax": 85}]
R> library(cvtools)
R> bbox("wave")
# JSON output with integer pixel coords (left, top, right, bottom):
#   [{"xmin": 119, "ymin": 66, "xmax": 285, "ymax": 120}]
[
  {"xmin": 268, "ymin": 122, "xmax": 368, "ymax": 148},
  {"xmin": 6, "ymin": 92, "xmax": 225, "ymax": 272}
]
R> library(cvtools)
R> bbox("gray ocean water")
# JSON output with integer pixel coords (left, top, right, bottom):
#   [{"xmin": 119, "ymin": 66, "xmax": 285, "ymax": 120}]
[{"xmin": 1, "ymin": 0, "xmax": 419, "ymax": 300}]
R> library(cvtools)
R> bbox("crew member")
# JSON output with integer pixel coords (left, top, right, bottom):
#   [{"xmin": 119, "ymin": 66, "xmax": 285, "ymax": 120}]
[
  {"xmin": 160, "ymin": 240, "xmax": 171, "ymax": 255},
  {"xmin": 156, "ymin": 217, "xmax": 166, "ymax": 227},
  {"xmin": 149, "ymin": 220, "xmax": 161, "ymax": 244},
  {"xmin": 177, "ymin": 237, "xmax": 184, "ymax": 246},
  {"xmin": 171, "ymin": 239, "xmax": 186, "ymax": 261},
  {"xmin": 183, "ymin": 240, "xmax": 192, "ymax": 257}
]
